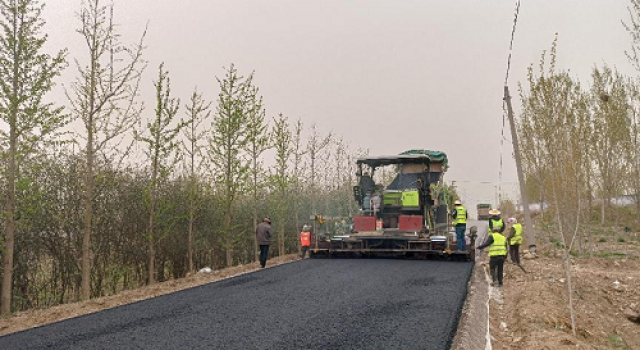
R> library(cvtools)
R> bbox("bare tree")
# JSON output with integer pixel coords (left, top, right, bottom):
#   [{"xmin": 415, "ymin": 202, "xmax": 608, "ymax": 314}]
[
  {"xmin": 590, "ymin": 66, "xmax": 630, "ymax": 224},
  {"xmin": 306, "ymin": 124, "xmax": 331, "ymax": 232},
  {"xmin": 67, "ymin": 0, "xmax": 146, "ymax": 300},
  {"xmin": 290, "ymin": 119, "xmax": 307, "ymax": 251},
  {"xmin": 182, "ymin": 87, "xmax": 210, "ymax": 273},
  {"xmin": 270, "ymin": 114, "xmax": 293, "ymax": 255}
]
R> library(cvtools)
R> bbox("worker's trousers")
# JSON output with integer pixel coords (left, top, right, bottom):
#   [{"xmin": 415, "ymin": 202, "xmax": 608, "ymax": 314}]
[
  {"xmin": 489, "ymin": 256, "xmax": 505, "ymax": 286},
  {"xmin": 259, "ymin": 245, "xmax": 269, "ymax": 268},
  {"xmin": 300, "ymin": 246, "xmax": 310, "ymax": 259},
  {"xmin": 455, "ymin": 224, "xmax": 466, "ymax": 251},
  {"xmin": 509, "ymin": 244, "xmax": 521, "ymax": 265}
]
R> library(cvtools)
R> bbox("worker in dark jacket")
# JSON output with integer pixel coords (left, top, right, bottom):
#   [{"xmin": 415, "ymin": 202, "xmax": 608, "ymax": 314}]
[
  {"xmin": 256, "ymin": 217, "xmax": 272, "ymax": 268},
  {"xmin": 477, "ymin": 226, "xmax": 508, "ymax": 287}
]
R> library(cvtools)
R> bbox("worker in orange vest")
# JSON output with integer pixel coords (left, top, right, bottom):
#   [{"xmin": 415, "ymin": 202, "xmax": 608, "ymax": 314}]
[{"xmin": 300, "ymin": 225, "xmax": 312, "ymax": 259}]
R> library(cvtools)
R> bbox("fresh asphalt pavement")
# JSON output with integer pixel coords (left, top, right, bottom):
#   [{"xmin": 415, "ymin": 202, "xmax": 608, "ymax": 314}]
[{"xmin": 1, "ymin": 259, "xmax": 473, "ymax": 350}]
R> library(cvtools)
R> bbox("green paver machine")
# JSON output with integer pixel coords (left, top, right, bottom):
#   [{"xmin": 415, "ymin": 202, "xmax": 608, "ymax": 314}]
[{"xmin": 310, "ymin": 150, "xmax": 475, "ymax": 260}]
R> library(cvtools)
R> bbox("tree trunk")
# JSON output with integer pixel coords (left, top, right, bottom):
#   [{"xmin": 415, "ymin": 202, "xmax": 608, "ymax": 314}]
[
  {"xmin": 188, "ymin": 210, "xmax": 194, "ymax": 274},
  {"xmin": 252, "ymin": 210, "xmax": 258, "ymax": 262},
  {"xmin": 1, "ymin": 110, "xmax": 17, "ymax": 316},
  {"xmin": 279, "ymin": 215, "xmax": 285, "ymax": 256},
  {"xmin": 147, "ymin": 196, "xmax": 156, "ymax": 285},
  {"xmin": 147, "ymin": 160, "xmax": 158, "ymax": 285},
  {"xmin": 81, "ymin": 138, "xmax": 94, "ymax": 299},
  {"xmin": 225, "ymin": 208, "xmax": 233, "ymax": 267}
]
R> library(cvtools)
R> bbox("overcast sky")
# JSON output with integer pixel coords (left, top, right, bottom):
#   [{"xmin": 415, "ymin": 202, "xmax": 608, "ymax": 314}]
[{"xmin": 42, "ymin": 0, "xmax": 634, "ymax": 188}]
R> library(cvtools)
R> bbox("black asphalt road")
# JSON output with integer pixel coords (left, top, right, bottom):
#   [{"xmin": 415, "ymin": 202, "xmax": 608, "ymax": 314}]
[{"xmin": 1, "ymin": 259, "xmax": 473, "ymax": 350}]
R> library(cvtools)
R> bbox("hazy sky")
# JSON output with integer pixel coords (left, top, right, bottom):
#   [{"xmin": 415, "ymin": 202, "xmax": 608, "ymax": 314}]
[{"xmin": 42, "ymin": 0, "xmax": 634, "ymax": 187}]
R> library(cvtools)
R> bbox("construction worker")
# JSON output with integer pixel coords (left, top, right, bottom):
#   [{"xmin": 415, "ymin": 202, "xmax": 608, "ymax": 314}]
[
  {"xmin": 477, "ymin": 226, "xmax": 508, "ymax": 287},
  {"xmin": 451, "ymin": 200, "xmax": 468, "ymax": 251},
  {"xmin": 488, "ymin": 209, "xmax": 505, "ymax": 234},
  {"xmin": 300, "ymin": 225, "xmax": 312, "ymax": 259},
  {"xmin": 256, "ymin": 217, "xmax": 272, "ymax": 268},
  {"xmin": 507, "ymin": 217, "xmax": 522, "ymax": 265},
  {"xmin": 371, "ymin": 191, "xmax": 382, "ymax": 219}
]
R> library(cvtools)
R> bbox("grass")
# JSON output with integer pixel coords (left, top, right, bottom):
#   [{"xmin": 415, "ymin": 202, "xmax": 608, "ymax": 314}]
[
  {"xmin": 607, "ymin": 334, "xmax": 632, "ymax": 349},
  {"xmin": 599, "ymin": 238, "xmax": 607, "ymax": 243},
  {"xmin": 594, "ymin": 252, "xmax": 627, "ymax": 259},
  {"xmin": 549, "ymin": 237, "xmax": 566, "ymax": 249},
  {"xmin": 618, "ymin": 237, "xmax": 626, "ymax": 243}
]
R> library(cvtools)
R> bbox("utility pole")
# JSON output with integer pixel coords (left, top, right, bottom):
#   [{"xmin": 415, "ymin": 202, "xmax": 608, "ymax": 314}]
[{"xmin": 504, "ymin": 85, "xmax": 537, "ymax": 252}]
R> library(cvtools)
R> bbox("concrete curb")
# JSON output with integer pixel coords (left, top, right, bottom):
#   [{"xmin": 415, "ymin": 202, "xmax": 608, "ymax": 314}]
[{"xmin": 451, "ymin": 261, "xmax": 491, "ymax": 350}]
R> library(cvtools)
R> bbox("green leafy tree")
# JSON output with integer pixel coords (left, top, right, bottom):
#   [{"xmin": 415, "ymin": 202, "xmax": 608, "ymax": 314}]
[
  {"xmin": 0, "ymin": 0, "xmax": 67, "ymax": 316},
  {"xmin": 209, "ymin": 64, "xmax": 253, "ymax": 267},
  {"xmin": 245, "ymin": 89, "xmax": 269, "ymax": 261},
  {"xmin": 135, "ymin": 63, "xmax": 185, "ymax": 285},
  {"xmin": 270, "ymin": 114, "xmax": 293, "ymax": 255}
]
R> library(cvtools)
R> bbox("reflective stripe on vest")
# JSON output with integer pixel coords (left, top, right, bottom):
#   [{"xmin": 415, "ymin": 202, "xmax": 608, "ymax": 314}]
[
  {"xmin": 490, "ymin": 218, "xmax": 504, "ymax": 231},
  {"xmin": 510, "ymin": 223, "xmax": 523, "ymax": 245},
  {"xmin": 300, "ymin": 232, "xmax": 311, "ymax": 246},
  {"xmin": 455, "ymin": 206, "xmax": 467, "ymax": 225},
  {"xmin": 489, "ymin": 233, "xmax": 508, "ymax": 257}
]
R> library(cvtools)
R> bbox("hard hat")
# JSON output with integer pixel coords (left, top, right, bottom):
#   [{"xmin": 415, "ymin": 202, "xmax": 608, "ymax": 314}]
[
  {"xmin": 489, "ymin": 209, "xmax": 501, "ymax": 215},
  {"xmin": 507, "ymin": 218, "xmax": 517, "ymax": 224},
  {"xmin": 454, "ymin": 200, "xmax": 462, "ymax": 205}
]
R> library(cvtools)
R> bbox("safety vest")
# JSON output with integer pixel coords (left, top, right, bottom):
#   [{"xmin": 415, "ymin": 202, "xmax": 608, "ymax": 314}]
[
  {"xmin": 455, "ymin": 206, "xmax": 467, "ymax": 225},
  {"xmin": 490, "ymin": 218, "xmax": 504, "ymax": 232},
  {"xmin": 300, "ymin": 232, "xmax": 311, "ymax": 247},
  {"xmin": 489, "ymin": 233, "xmax": 508, "ymax": 257},
  {"xmin": 510, "ymin": 223, "xmax": 522, "ymax": 246}
]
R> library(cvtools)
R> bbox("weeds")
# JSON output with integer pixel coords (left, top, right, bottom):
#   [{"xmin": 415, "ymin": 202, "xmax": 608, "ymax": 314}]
[
  {"xmin": 594, "ymin": 252, "xmax": 627, "ymax": 259},
  {"xmin": 607, "ymin": 334, "xmax": 631, "ymax": 349}
]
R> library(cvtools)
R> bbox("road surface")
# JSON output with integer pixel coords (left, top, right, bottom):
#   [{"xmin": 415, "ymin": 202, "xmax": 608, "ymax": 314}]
[{"xmin": 1, "ymin": 258, "xmax": 473, "ymax": 350}]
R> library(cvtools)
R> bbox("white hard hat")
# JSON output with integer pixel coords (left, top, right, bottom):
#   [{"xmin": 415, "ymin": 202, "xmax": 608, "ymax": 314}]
[
  {"xmin": 507, "ymin": 218, "xmax": 517, "ymax": 224},
  {"xmin": 489, "ymin": 209, "xmax": 501, "ymax": 215},
  {"xmin": 454, "ymin": 200, "xmax": 462, "ymax": 205}
]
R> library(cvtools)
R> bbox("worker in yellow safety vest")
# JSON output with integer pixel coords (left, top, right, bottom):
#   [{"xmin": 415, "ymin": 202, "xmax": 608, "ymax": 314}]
[
  {"xmin": 451, "ymin": 200, "xmax": 468, "ymax": 251},
  {"xmin": 477, "ymin": 226, "xmax": 508, "ymax": 287},
  {"xmin": 300, "ymin": 225, "xmax": 312, "ymax": 259},
  {"xmin": 507, "ymin": 218, "xmax": 522, "ymax": 265},
  {"xmin": 488, "ymin": 209, "xmax": 505, "ymax": 234}
]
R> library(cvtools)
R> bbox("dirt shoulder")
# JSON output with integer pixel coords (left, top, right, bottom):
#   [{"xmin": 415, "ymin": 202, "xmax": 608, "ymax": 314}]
[
  {"xmin": 0, "ymin": 255, "xmax": 299, "ymax": 336},
  {"xmin": 487, "ymin": 244, "xmax": 640, "ymax": 350}
]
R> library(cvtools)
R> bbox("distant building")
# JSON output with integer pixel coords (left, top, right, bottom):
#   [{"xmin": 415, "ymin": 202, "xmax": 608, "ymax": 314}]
[
  {"xmin": 515, "ymin": 202, "xmax": 548, "ymax": 214},
  {"xmin": 610, "ymin": 195, "xmax": 637, "ymax": 207}
]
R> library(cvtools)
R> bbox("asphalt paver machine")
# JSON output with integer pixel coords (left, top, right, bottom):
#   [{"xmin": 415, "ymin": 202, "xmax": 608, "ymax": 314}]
[{"xmin": 310, "ymin": 150, "xmax": 475, "ymax": 260}]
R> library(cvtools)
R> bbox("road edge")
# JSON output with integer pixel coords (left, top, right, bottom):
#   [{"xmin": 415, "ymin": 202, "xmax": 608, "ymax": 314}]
[{"xmin": 450, "ymin": 260, "xmax": 491, "ymax": 350}]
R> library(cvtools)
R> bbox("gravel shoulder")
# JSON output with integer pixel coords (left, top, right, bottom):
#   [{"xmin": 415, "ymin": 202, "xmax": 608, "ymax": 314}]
[{"xmin": 0, "ymin": 259, "xmax": 473, "ymax": 350}]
